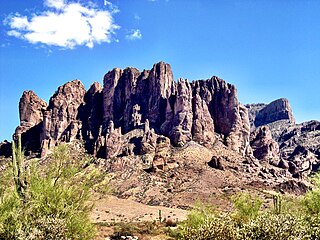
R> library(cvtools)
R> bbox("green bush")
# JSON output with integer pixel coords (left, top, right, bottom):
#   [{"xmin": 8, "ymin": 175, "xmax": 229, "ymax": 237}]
[
  {"xmin": 302, "ymin": 173, "xmax": 320, "ymax": 215},
  {"xmin": 231, "ymin": 192, "xmax": 262, "ymax": 223},
  {"xmin": 176, "ymin": 201, "xmax": 238, "ymax": 240},
  {"xmin": 0, "ymin": 139, "xmax": 104, "ymax": 239},
  {"xmin": 174, "ymin": 189, "xmax": 320, "ymax": 240},
  {"xmin": 238, "ymin": 213, "xmax": 306, "ymax": 240}
]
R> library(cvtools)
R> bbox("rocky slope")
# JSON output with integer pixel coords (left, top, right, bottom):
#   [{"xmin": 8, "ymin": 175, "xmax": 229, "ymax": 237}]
[
  {"xmin": 247, "ymin": 100, "xmax": 320, "ymax": 178},
  {"xmin": 1, "ymin": 62, "xmax": 319, "ymax": 207},
  {"xmin": 14, "ymin": 62, "xmax": 252, "ymax": 161}
]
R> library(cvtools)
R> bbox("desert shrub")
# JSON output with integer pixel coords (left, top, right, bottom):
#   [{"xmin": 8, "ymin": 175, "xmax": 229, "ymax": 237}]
[
  {"xmin": 304, "ymin": 214, "xmax": 320, "ymax": 239},
  {"xmin": 302, "ymin": 173, "xmax": 320, "ymax": 215},
  {"xmin": 182, "ymin": 200, "xmax": 216, "ymax": 229},
  {"xmin": 0, "ymin": 139, "xmax": 103, "ymax": 239},
  {"xmin": 176, "ymin": 201, "xmax": 238, "ymax": 240},
  {"xmin": 300, "ymin": 174, "xmax": 320, "ymax": 239},
  {"xmin": 110, "ymin": 221, "xmax": 163, "ymax": 239},
  {"xmin": 16, "ymin": 216, "xmax": 69, "ymax": 240},
  {"xmin": 177, "ymin": 215, "xmax": 238, "ymax": 240},
  {"xmin": 238, "ymin": 213, "xmax": 306, "ymax": 240},
  {"xmin": 111, "ymin": 223, "xmax": 136, "ymax": 239},
  {"xmin": 0, "ymin": 191, "xmax": 21, "ymax": 239},
  {"xmin": 231, "ymin": 192, "xmax": 262, "ymax": 224},
  {"xmin": 173, "ymin": 193, "xmax": 312, "ymax": 240}
]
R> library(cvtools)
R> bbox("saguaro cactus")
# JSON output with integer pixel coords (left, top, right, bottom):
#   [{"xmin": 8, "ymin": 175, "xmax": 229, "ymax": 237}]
[
  {"xmin": 273, "ymin": 194, "xmax": 282, "ymax": 215},
  {"xmin": 12, "ymin": 135, "xmax": 29, "ymax": 201}
]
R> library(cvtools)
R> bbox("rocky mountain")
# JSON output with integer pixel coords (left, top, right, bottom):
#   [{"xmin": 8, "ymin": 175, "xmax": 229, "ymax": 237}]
[
  {"xmin": 246, "ymin": 98, "xmax": 295, "ymax": 129},
  {"xmin": 247, "ymin": 100, "xmax": 320, "ymax": 178},
  {"xmin": 1, "ymin": 62, "xmax": 318, "ymax": 203},
  {"xmin": 14, "ymin": 62, "xmax": 252, "ymax": 161}
]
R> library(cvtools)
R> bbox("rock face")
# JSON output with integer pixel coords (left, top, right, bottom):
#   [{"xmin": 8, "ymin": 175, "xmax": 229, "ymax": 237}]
[
  {"xmin": 277, "ymin": 121, "xmax": 320, "ymax": 175},
  {"xmin": 15, "ymin": 90, "xmax": 47, "ymax": 152},
  {"xmin": 170, "ymin": 78, "xmax": 193, "ymax": 146},
  {"xmin": 40, "ymin": 80, "xmax": 86, "ymax": 156},
  {"xmin": 81, "ymin": 82, "xmax": 103, "ymax": 154},
  {"xmin": 247, "ymin": 98, "xmax": 319, "ymax": 177},
  {"xmin": 7, "ymin": 61, "xmax": 319, "ymax": 180},
  {"xmin": 0, "ymin": 141, "xmax": 11, "ymax": 157},
  {"xmin": 18, "ymin": 90, "xmax": 47, "ymax": 128},
  {"xmin": 101, "ymin": 62, "xmax": 250, "ymax": 154},
  {"xmin": 11, "ymin": 62, "xmax": 256, "ymax": 160},
  {"xmin": 246, "ymin": 98, "xmax": 295, "ymax": 128},
  {"xmin": 250, "ymin": 126, "xmax": 280, "ymax": 161}
]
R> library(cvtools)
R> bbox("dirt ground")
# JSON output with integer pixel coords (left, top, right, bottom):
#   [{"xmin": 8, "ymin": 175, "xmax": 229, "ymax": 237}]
[
  {"xmin": 91, "ymin": 195, "xmax": 188, "ymax": 239},
  {"xmin": 91, "ymin": 195, "xmax": 188, "ymax": 223}
]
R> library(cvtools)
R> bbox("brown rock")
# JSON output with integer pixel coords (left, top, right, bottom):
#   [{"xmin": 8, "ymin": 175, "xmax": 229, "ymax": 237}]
[
  {"xmin": 18, "ymin": 90, "xmax": 47, "ymax": 128},
  {"xmin": 105, "ymin": 121, "xmax": 122, "ymax": 159},
  {"xmin": 192, "ymin": 77, "xmax": 250, "ymax": 155},
  {"xmin": 0, "ymin": 140, "xmax": 11, "ymax": 157},
  {"xmin": 16, "ymin": 62, "xmax": 254, "ymax": 158},
  {"xmin": 15, "ymin": 90, "xmax": 47, "ymax": 152},
  {"xmin": 192, "ymin": 94, "xmax": 215, "ymax": 145},
  {"xmin": 153, "ymin": 135, "xmax": 171, "ymax": 170},
  {"xmin": 40, "ymin": 80, "xmax": 86, "ymax": 155},
  {"xmin": 250, "ymin": 126, "xmax": 280, "ymax": 160},
  {"xmin": 208, "ymin": 156, "xmax": 225, "ymax": 170},
  {"xmin": 170, "ymin": 78, "xmax": 193, "ymax": 146},
  {"xmin": 278, "ymin": 159, "xmax": 289, "ymax": 169},
  {"xmin": 253, "ymin": 98, "xmax": 295, "ymax": 127}
]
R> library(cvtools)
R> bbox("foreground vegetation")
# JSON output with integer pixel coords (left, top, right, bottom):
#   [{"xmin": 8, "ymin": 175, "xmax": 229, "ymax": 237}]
[
  {"xmin": 173, "ymin": 182, "xmax": 320, "ymax": 240},
  {"xmin": 0, "ymin": 138, "xmax": 106, "ymax": 239},
  {"xmin": 1, "ymin": 138, "xmax": 320, "ymax": 239},
  {"xmin": 95, "ymin": 182, "xmax": 320, "ymax": 240}
]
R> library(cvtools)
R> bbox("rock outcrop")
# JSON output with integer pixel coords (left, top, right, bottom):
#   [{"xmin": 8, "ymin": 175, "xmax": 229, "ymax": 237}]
[
  {"xmin": 246, "ymin": 98, "xmax": 295, "ymax": 128},
  {"xmin": 18, "ymin": 90, "xmax": 47, "ymax": 129},
  {"xmin": 0, "ymin": 141, "xmax": 11, "ymax": 158},
  {"xmin": 15, "ymin": 90, "xmax": 47, "ymax": 152},
  {"xmin": 277, "ymin": 121, "xmax": 320, "ymax": 174},
  {"xmin": 247, "ymin": 98, "xmax": 319, "ymax": 177},
  {"xmin": 9, "ymin": 62, "xmax": 282, "ymax": 162},
  {"xmin": 81, "ymin": 82, "xmax": 103, "ymax": 154},
  {"xmin": 100, "ymin": 62, "xmax": 250, "ymax": 154},
  {"xmin": 170, "ymin": 78, "xmax": 193, "ymax": 146},
  {"xmin": 40, "ymin": 80, "xmax": 86, "ymax": 156},
  {"xmin": 250, "ymin": 126, "xmax": 280, "ymax": 161}
]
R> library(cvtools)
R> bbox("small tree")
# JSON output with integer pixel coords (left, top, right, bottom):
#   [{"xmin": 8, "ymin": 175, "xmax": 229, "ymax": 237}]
[
  {"xmin": 0, "ymin": 139, "xmax": 105, "ymax": 239},
  {"xmin": 231, "ymin": 192, "xmax": 263, "ymax": 224}
]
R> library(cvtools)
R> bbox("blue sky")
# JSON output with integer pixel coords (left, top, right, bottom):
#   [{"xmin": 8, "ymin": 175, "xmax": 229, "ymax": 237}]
[{"xmin": 0, "ymin": 0, "xmax": 320, "ymax": 141}]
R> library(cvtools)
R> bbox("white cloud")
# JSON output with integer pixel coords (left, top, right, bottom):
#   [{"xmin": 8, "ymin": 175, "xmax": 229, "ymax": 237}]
[
  {"xmin": 45, "ymin": 0, "xmax": 65, "ymax": 9},
  {"xmin": 126, "ymin": 29, "xmax": 142, "ymax": 41},
  {"xmin": 134, "ymin": 14, "xmax": 141, "ymax": 21},
  {"xmin": 7, "ymin": 30, "xmax": 22, "ymax": 38},
  {"xmin": 103, "ymin": 0, "xmax": 119, "ymax": 13},
  {"xmin": 5, "ymin": 0, "xmax": 119, "ymax": 49}
]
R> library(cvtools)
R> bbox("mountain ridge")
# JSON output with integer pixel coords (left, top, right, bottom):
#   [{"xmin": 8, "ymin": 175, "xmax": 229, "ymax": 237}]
[{"xmin": 0, "ymin": 62, "xmax": 318, "ymax": 184}]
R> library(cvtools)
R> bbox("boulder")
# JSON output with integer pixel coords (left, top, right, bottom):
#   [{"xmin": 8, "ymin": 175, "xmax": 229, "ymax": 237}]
[
  {"xmin": 208, "ymin": 156, "xmax": 225, "ymax": 170},
  {"xmin": 250, "ymin": 126, "xmax": 280, "ymax": 160}
]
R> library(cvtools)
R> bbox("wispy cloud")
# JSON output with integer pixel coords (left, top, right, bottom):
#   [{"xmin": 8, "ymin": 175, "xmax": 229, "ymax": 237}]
[
  {"xmin": 126, "ymin": 29, "xmax": 142, "ymax": 41},
  {"xmin": 134, "ymin": 14, "xmax": 141, "ymax": 21},
  {"xmin": 4, "ymin": 0, "xmax": 119, "ymax": 49}
]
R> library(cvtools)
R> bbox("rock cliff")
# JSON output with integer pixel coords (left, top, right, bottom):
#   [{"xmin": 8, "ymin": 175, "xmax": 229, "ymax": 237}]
[
  {"xmin": 11, "ymin": 62, "xmax": 319, "ymax": 179},
  {"xmin": 14, "ymin": 62, "xmax": 251, "ymax": 160},
  {"xmin": 246, "ymin": 98, "xmax": 295, "ymax": 128},
  {"xmin": 15, "ymin": 90, "xmax": 47, "ymax": 153},
  {"xmin": 247, "ymin": 99, "xmax": 319, "ymax": 178}
]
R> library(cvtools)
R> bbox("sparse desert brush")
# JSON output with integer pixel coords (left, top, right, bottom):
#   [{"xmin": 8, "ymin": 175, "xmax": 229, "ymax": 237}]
[
  {"xmin": 0, "ymin": 138, "xmax": 107, "ymax": 239},
  {"xmin": 173, "ymin": 189, "xmax": 320, "ymax": 240},
  {"xmin": 231, "ymin": 192, "xmax": 263, "ymax": 223}
]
